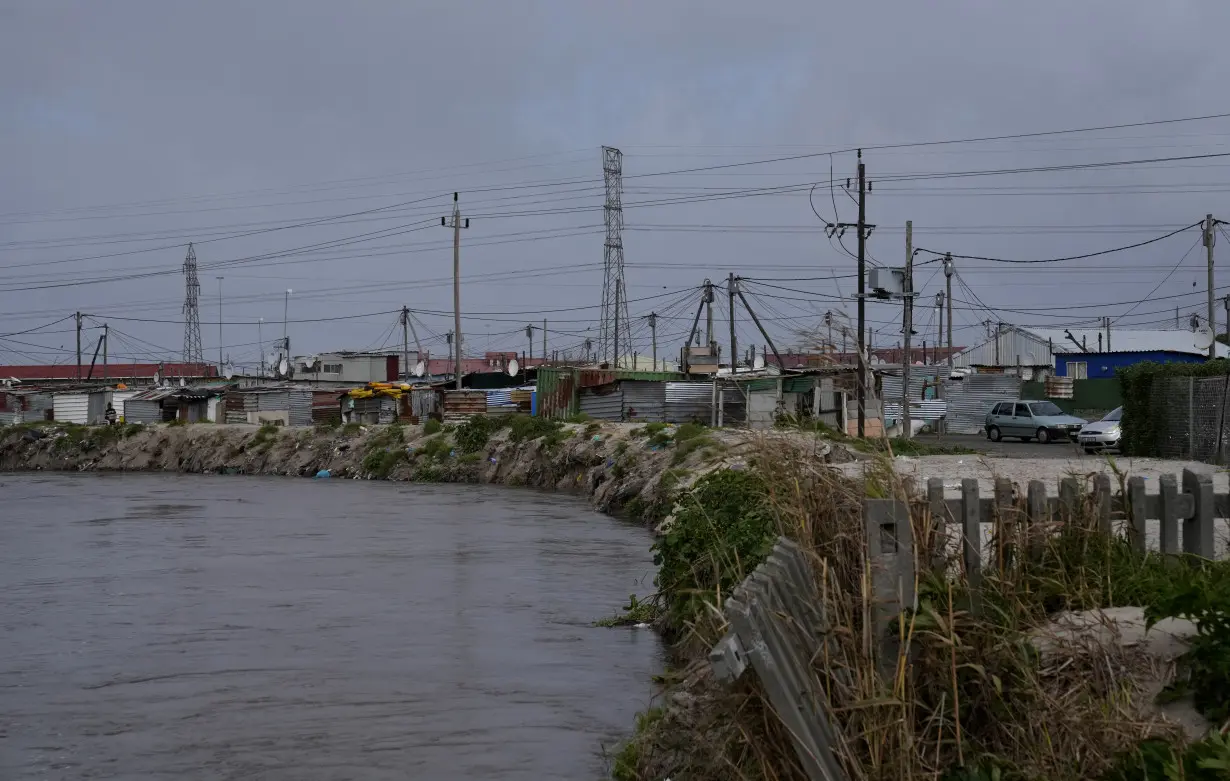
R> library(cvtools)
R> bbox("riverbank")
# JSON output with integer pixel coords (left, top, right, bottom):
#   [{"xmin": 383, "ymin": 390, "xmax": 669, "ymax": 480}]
[{"xmin": 5, "ymin": 420, "xmax": 1227, "ymax": 780}]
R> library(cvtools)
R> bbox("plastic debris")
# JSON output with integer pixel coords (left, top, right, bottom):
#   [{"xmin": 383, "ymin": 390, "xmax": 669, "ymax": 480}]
[{"xmin": 315, "ymin": 469, "xmax": 331, "ymax": 479}]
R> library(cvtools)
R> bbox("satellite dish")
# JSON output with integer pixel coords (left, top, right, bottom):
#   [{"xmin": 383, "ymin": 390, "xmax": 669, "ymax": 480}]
[
  {"xmin": 413, "ymin": 361, "xmax": 426, "ymax": 378},
  {"xmin": 1192, "ymin": 328, "xmax": 1214, "ymax": 352},
  {"xmin": 179, "ymin": 377, "xmax": 186, "ymax": 387},
  {"xmin": 153, "ymin": 371, "xmax": 162, "ymax": 385},
  {"xmin": 278, "ymin": 357, "xmax": 289, "ymax": 377},
  {"xmin": 507, "ymin": 358, "xmax": 520, "ymax": 376},
  {"xmin": 753, "ymin": 354, "xmax": 766, "ymax": 370},
  {"xmin": 223, "ymin": 365, "xmax": 235, "ymax": 380}
]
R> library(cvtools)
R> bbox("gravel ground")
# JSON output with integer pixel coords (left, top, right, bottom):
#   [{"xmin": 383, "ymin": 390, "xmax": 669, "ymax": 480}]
[{"xmin": 836, "ymin": 454, "xmax": 1230, "ymax": 559}]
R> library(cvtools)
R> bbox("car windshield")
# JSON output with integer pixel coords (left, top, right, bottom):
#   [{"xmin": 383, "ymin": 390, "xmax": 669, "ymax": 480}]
[
  {"xmin": 1103, "ymin": 407, "xmax": 1122, "ymax": 422},
  {"xmin": 1028, "ymin": 402, "xmax": 1064, "ymax": 417}
]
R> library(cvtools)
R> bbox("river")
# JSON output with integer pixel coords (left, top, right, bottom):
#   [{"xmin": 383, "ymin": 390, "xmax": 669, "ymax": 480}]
[{"xmin": 0, "ymin": 472, "xmax": 663, "ymax": 780}]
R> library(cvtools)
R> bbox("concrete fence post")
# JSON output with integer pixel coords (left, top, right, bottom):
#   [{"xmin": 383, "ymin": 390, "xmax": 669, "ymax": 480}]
[
  {"xmin": 960, "ymin": 478, "xmax": 981, "ymax": 610},
  {"xmin": 1158, "ymin": 473, "xmax": 1181, "ymax": 554},
  {"xmin": 1126, "ymin": 476, "xmax": 1148, "ymax": 554},
  {"xmin": 1092, "ymin": 473, "xmax": 1113, "ymax": 537},
  {"xmin": 1025, "ymin": 480, "xmax": 1048, "ymax": 561},
  {"xmin": 864, "ymin": 497, "xmax": 915, "ymax": 673},
  {"xmin": 927, "ymin": 478, "xmax": 946, "ymax": 572},
  {"xmin": 1181, "ymin": 468, "xmax": 1215, "ymax": 558}
]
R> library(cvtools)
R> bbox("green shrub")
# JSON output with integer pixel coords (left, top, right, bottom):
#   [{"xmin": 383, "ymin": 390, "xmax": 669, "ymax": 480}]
[
  {"xmin": 1100, "ymin": 733, "xmax": 1230, "ymax": 781},
  {"xmin": 418, "ymin": 436, "xmax": 452, "ymax": 462},
  {"xmin": 423, "ymin": 418, "xmax": 442, "ymax": 435},
  {"xmin": 506, "ymin": 416, "xmax": 562, "ymax": 444},
  {"xmin": 361, "ymin": 448, "xmax": 406, "ymax": 479},
  {"xmin": 1145, "ymin": 558, "xmax": 1230, "ymax": 723},
  {"xmin": 565, "ymin": 412, "xmax": 592, "ymax": 424},
  {"xmin": 674, "ymin": 421, "xmax": 707, "ymax": 442},
  {"xmin": 454, "ymin": 415, "xmax": 500, "ymax": 453},
  {"xmin": 341, "ymin": 422, "xmax": 362, "ymax": 436},
  {"xmin": 652, "ymin": 468, "xmax": 774, "ymax": 630},
  {"xmin": 671, "ymin": 435, "xmax": 714, "ymax": 465}
]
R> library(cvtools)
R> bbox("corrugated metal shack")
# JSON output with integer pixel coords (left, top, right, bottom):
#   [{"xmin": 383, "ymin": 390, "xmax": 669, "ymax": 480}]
[
  {"xmin": 881, "ymin": 368, "xmax": 950, "ymax": 431},
  {"xmin": 122, "ymin": 386, "xmax": 215, "ymax": 424},
  {"xmin": 537, "ymin": 366, "xmax": 762, "ymax": 425},
  {"xmin": 942, "ymin": 373, "xmax": 1022, "ymax": 434},
  {"xmin": 0, "ymin": 389, "xmax": 54, "ymax": 425},
  {"xmin": 53, "ymin": 389, "xmax": 110, "ymax": 424},
  {"xmin": 718, "ymin": 372, "xmax": 828, "ymax": 430},
  {"xmin": 224, "ymin": 386, "xmax": 313, "ymax": 426},
  {"xmin": 442, "ymin": 389, "xmax": 487, "ymax": 421}
]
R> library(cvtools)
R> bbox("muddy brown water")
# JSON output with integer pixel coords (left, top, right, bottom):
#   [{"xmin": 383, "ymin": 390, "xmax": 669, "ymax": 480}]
[{"xmin": 0, "ymin": 473, "xmax": 662, "ymax": 780}]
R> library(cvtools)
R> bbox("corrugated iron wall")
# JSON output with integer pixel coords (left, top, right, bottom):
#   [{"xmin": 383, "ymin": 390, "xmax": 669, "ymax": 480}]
[
  {"xmin": 289, "ymin": 390, "xmax": 313, "ymax": 427},
  {"xmin": 881, "ymin": 371, "xmax": 949, "ymax": 422},
  {"xmin": 943, "ymin": 374, "xmax": 1021, "ymax": 434},
  {"xmin": 53, "ymin": 394, "xmax": 91, "ymax": 424},
  {"xmin": 622, "ymin": 381, "xmax": 666, "ymax": 422},
  {"xmin": 536, "ymin": 367, "xmax": 577, "ymax": 419},
  {"xmin": 665, "ymin": 382, "xmax": 712, "ymax": 423},
  {"xmin": 123, "ymin": 399, "xmax": 162, "ymax": 424},
  {"xmin": 443, "ymin": 390, "xmax": 487, "ymax": 421},
  {"xmin": 579, "ymin": 388, "xmax": 623, "ymax": 421}
]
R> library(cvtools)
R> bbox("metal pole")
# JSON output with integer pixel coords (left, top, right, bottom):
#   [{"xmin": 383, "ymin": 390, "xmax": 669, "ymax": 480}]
[
  {"xmin": 103, "ymin": 323, "xmax": 108, "ymax": 380},
  {"xmin": 648, "ymin": 312, "xmax": 658, "ymax": 370},
  {"xmin": 542, "ymin": 319, "xmax": 547, "ymax": 366},
  {"xmin": 76, "ymin": 311, "xmax": 82, "ymax": 381},
  {"xmin": 856, "ymin": 150, "xmax": 867, "ymax": 437},
  {"xmin": 944, "ymin": 253, "xmax": 954, "ymax": 370},
  {"xmin": 402, "ymin": 307, "xmax": 410, "ymax": 381},
  {"xmin": 258, "ymin": 318, "xmax": 265, "ymax": 377},
  {"xmin": 1207, "ymin": 214, "xmax": 1217, "ymax": 359},
  {"xmin": 217, "ymin": 276, "xmax": 224, "ymax": 370},
  {"xmin": 453, "ymin": 194, "xmax": 463, "ymax": 390},
  {"xmin": 903, "ymin": 221, "xmax": 913, "ymax": 439},
  {"xmin": 728, "ymin": 273, "xmax": 737, "ymax": 374}
]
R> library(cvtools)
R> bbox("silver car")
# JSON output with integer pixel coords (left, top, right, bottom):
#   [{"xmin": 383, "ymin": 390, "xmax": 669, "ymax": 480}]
[
  {"xmin": 1078, "ymin": 407, "xmax": 1122, "ymax": 453},
  {"xmin": 984, "ymin": 400, "xmax": 1087, "ymax": 444}
]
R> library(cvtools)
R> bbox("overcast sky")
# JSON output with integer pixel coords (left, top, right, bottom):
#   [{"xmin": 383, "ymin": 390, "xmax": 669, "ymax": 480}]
[{"xmin": 4, "ymin": 1, "xmax": 1230, "ymax": 371}]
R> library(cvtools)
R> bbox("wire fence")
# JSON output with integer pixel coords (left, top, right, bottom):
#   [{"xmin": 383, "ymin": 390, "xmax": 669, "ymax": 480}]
[{"xmin": 1148, "ymin": 373, "xmax": 1230, "ymax": 462}]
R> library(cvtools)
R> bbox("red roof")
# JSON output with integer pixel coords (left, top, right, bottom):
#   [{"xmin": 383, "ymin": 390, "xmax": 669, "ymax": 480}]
[{"xmin": 0, "ymin": 363, "xmax": 218, "ymax": 381}]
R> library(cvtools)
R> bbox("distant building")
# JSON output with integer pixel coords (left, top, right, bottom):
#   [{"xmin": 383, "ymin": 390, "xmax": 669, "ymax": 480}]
[
  {"xmin": 0, "ymin": 362, "xmax": 216, "ymax": 386},
  {"xmin": 952, "ymin": 325, "xmax": 1228, "ymax": 378}
]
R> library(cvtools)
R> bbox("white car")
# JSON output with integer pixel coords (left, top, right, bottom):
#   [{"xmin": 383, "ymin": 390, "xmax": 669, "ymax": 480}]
[{"xmin": 1077, "ymin": 407, "xmax": 1122, "ymax": 453}]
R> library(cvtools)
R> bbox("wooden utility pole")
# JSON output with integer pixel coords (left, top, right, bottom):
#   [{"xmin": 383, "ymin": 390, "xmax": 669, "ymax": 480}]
[
  {"xmin": 902, "ymin": 221, "xmax": 913, "ymax": 439},
  {"xmin": 527, "ymin": 324, "xmax": 534, "ymax": 362},
  {"xmin": 75, "ymin": 311, "xmax": 82, "ymax": 380},
  {"xmin": 944, "ymin": 253, "xmax": 954, "ymax": 370},
  {"xmin": 856, "ymin": 151, "xmax": 867, "ymax": 438},
  {"xmin": 441, "ymin": 193, "xmax": 469, "ymax": 389},
  {"xmin": 542, "ymin": 319, "xmax": 547, "ymax": 366},
  {"xmin": 647, "ymin": 312, "xmax": 658, "ymax": 370},
  {"xmin": 103, "ymin": 323, "xmax": 109, "ymax": 380},
  {"xmin": 1207, "ymin": 214, "xmax": 1217, "ymax": 359},
  {"xmin": 728, "ymin": 273, "xmax": 738, "ymax": 374}
]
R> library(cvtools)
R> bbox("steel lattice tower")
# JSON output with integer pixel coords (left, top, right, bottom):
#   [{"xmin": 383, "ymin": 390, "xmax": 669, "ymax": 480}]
[
  {"xmin": 182, "ymin": 243, "xmax": 204, "ymax": 365},
  {"xmin": 599, "ymin": 146, "xmax": 632, "ymax": 366}
]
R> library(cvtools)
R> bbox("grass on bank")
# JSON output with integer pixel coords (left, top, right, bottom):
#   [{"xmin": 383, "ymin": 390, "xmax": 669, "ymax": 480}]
[{"xmin": 613, "ymin": 441, "xmax": 1230, "ymax": 781}]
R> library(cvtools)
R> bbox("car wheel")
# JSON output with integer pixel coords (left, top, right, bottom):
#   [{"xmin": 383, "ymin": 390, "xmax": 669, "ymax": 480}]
[
  {"xmin": 988, "ymin": 426, "xmax": 1001, "ymax": 442},
  {"xmin": 1036, "ymin": 428, "xmax": 1051, "ymax": 444}
]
